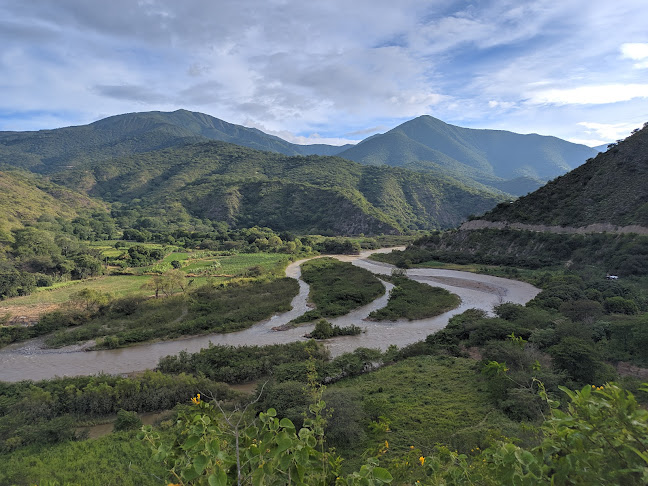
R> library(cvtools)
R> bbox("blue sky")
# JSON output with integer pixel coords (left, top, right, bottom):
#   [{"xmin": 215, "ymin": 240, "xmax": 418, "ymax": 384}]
[{"xmin": 0, "ymin": 0, "xmax": 647, "ymax": 146}]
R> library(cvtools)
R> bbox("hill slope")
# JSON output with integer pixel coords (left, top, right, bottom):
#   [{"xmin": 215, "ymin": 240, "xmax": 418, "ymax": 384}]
[
  {"xmin": 338, "ymin": 116, "xmax": 598, "ymax": 195},
  {"xmin": 480, "ymin": 124, "xmax": 648, "ymax": 227},
  {"xmin": 0, "ymin": 170, "xmax": 103, "ymax": 238},
  {"xmin": 52, "ymin": 142, "xmax": 506, "ymax": 235},
  {"xmin": 0, "ymin": 110, "xmax": 597, "ymax": 198},
  {"xmin": 0, "ymin": 110, "xmax": 351, "ymax": 174}
]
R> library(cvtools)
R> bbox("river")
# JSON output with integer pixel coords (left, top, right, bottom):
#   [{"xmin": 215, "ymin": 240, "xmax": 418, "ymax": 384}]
[{"xmin": 0, "ymin": 248, "xmax": 540, "ymax": 382}]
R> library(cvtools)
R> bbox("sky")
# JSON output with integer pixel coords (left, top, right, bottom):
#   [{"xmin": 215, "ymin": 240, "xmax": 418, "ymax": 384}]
[{"xmin": 1, "ymin": 0, "xmax": 647, "ymax": 147}]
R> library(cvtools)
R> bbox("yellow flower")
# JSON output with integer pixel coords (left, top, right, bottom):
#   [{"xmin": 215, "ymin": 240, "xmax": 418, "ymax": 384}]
[
  {"xmin": 419, "ymin": 456, "xmax": 425, "ymax": 466},
  {"xmin": 191, "ymin": 393, "xmax": 201, "ymax": 404},
  {"xmin": 385, "ymin": 440, "xmax": 389, "ymax": 449}
]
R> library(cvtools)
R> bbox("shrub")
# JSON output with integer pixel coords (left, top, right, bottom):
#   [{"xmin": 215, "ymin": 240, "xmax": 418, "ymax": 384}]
[{"xmin": 113, "ymin": 409, "xmax": 142, "ymax": 432}]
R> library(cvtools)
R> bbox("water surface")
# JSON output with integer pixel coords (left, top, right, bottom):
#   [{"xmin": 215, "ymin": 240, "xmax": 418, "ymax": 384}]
[{"xmin": 0, "ymin": 248, "xmax": 539, "ymax": 382}]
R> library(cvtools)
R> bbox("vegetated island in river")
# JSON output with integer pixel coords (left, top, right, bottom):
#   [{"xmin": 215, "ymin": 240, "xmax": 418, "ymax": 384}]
[
  {"xmin": 367, "ymin": 275, "xmax": 461, "ymax": 321},
  {"xmin": 287, "ymin": 257, "xmax": 386, "ymax": 326}
]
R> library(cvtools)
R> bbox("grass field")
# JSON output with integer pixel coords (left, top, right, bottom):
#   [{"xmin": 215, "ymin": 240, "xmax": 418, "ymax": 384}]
[
  {"xmin": 0, "ymin": 253, "xmax": 292, "ymax": 323},
  {"xmin": 7, "ymin": 276, "xmax": 153, "ymax": 305},
  {"xmin": 0, "ymin": 431, "xmax": 165, "ymax": 486},
  {"xmin": 332, "ymin": 355, "xmax": 518, "ymax": 465},
  {"xmin": 181, "ymin": 252, "xmax": 290, "ymax": 276}
]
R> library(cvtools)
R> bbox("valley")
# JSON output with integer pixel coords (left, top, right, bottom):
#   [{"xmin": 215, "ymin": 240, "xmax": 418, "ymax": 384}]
[
  {"xmin": 0, "ymin": 113, "xmax": 646, "ymax": 486},
  {"xmin": 0, "ymin": 247, "xmax": 539, "ymax": 382},
  {"xmin": 4, "ymin": 1, "xmax": 648, "ymax": 482}
]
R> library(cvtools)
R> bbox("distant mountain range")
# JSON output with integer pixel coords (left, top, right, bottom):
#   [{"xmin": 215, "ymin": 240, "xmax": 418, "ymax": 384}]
[
  {"xmin": 0, "ymin": 109, "xmax": 597, "ymax": 196},
  {"xmin": 478, "ymin": 124, "xmax": 648, "ymax": 228},
  {"xmin": 0, "ymin": 109, "xmax": 351, "ymax": 175},
  {"xmin": 337, "ymin": 115, "xmax": 598, "ymax": 195}
]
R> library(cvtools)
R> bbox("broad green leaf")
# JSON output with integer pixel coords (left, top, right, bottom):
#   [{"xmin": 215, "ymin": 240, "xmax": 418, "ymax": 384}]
[
  {"xmin": 208, "ymin": 438, "xmax": 220, "ymax": 454},
  {"xmin": 182, "ymin": 435, "xmax": 200, "ymax": 450},
  {"xmin": 208, "ymin": 468, "xmax": 228, "ymax": 486},
  {"xmin": 276, "ymin": 431, "xmax": 293, "ymax": 452},
  {"xmin": 181, "ymin": 465, "xmax": 199, "ymax": 481},
  {"xmin": 515, "ymin": 449, "xmax": 535, "ymax": 467},
  {"xmin": 194, "ymin": 453, "xmax": 209, "ymax": 474},
  {"xmin": 279, "ymin": 417, "xmax": 295, "ymax": 429},
  {"xmin": 372, "ymin": 467, "xmax": 393, "ymax": 483}
]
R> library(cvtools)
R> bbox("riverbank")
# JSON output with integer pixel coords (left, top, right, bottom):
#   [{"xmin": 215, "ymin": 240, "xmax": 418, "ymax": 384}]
[{"xmin": 0, "ymin": 247, "xmax": 540, "ymax": 382}]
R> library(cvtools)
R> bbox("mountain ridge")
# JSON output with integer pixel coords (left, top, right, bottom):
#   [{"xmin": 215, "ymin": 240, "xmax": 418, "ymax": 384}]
[
  {"xmin": 338, "ymin": 115, "xmax": 598, "ymax": 195},
  {"xmin": 478, "ymin": 123, "xmax": 648, "ymax": 227},
  {"xmin": 50, "ymin": 141, "xmax": 506, "ymax": 234},
  {"xmin": 0, "ymin": 110, "xmax": 597, "ymax": 196}
]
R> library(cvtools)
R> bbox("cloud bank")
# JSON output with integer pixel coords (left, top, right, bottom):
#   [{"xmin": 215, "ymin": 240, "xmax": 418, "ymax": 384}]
[{"xmin": 0, "ymin": 0, "xmax": 646, "ymax": 144}]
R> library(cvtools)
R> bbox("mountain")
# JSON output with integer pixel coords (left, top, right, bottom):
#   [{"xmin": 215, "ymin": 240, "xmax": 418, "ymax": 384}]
[
  {"xmin": 337, "ymin": 116, "xmax": 598, "ymax": 196},
  {"xmin": 51, "ymin": 141, "xmax": 506, "ymax": 235},
  {"xmin": 1, "ymin": 110, "xmax": 597, "ymax": 199},
  {"xmin": 0, "ymin": 169, "xmax": 103, "ymax": 238},
  {"xmin": 478, "ymin": 123, "xmax": 648, "ymax": 227},
  {"xmin": 0, "ymin": 110, "xmax": 351, "ymax": 174}
]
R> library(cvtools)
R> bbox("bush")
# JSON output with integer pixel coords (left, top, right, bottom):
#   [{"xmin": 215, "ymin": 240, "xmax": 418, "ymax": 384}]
[
  {"xmin": 309, "ymin": 319, "xmax": 334, "ymax": 339},
  {"xmin": 113, "ymin": 409, "xmax": 142, "ymax": 432},
  {"xmin": 604, "ymin": 296, "xmax": 639, "ymax": 315}
]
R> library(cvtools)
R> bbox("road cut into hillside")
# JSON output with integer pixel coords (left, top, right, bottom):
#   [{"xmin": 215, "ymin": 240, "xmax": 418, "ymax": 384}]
[{"xmin": 0, "ymin": 248, "xmax": 540, "ymax": 382}]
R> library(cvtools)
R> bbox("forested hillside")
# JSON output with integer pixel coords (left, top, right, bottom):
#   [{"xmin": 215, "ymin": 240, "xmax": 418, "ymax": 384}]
[
  {"xmin": 339, "ymin": 115, "xmax": 598, "ymax": 195},
  {"xmin": 0, "ymin": 110, "xmax": 598, "ymax": 198},
  {"xmin": 481, "ymin": 123, "xmax": 648, "ymax": 227},
  {"xmin": 0, "ymin": 169, "xmax": 105, "ymax": 238},
  {"xmin": 51, "ymin": 141, "xmax": 505, "ymax": 234},
  {"xmin": 0, "ymin": 110, "xmax": 350, "ymax": 174}
]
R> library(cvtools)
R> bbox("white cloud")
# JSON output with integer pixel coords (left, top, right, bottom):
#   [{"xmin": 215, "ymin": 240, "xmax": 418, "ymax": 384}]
[
  {"xmin": 577, "ymin": 121, "xmax": 639, "ymax": 141},
  {"xmin": 530, "ymin": 84, "xmax": 648, "ymax": 105},
  {"xmin": 242, "ymin": 119, "xmax": 357, "ymax": 146},
  {"xmin": 567, "ymin": 138, "xmax": 607, "ymax": 147},
  {"xmin": 488, "ymin": 100, "xmax": 515, "ymax": 109},
  {"xmin": 621, "ymin": 42, "xmax": 648, "ymax": 68},
  {"xmin": 621, "ymin": 43, "xmax": 648, "ymax": 60},
  {"xmin": 1, "ymin": 0, "xmax": 648, "ymax": 143}
]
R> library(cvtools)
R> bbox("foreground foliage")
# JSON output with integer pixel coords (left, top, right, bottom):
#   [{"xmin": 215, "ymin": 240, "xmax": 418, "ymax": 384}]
[
  {"xmin": 0, "ymin": 430, "xmax": 165, "ymax": 486},
  {"xmin": 142, "ymin": 374, "xmax": 648, "ymax": 485},
  {"xmin": 140, "ymin": 369, "xmax": 394, "ymax": 486},
  {"xmin": 0, "ymin": 371, "xmax": 237, "ymax": 453}
]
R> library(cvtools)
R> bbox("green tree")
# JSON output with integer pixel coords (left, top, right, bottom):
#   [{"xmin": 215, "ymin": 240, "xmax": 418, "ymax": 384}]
[
  {"xmin": 604, "ymin": 296, "xmax": 639, "ymax": 315},
  {"xmin": 549, "ymin": 337, "xmax": 611, "ymax": 386},
  {"xmin": 114, "ymin": 409, "xmax": 142, "ymax": 432},
  {"xmin": 69, "ymin": 288, "xmax": 110, "ymax": 313}
]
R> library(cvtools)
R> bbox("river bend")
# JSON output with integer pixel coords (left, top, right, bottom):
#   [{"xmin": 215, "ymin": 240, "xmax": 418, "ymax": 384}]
[{"xmin": 0, "ymin": 248, "xmax": 540, "ymax": 382}]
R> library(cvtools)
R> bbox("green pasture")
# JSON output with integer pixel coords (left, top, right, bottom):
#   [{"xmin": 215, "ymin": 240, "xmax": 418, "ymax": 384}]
[
  {"xmin": 0, "ymin": 275, "xmax": 153, "ymax": 308},
  {"xmin": 0, "ymin": 431, "xmax": 165, "ymax": 486},
  {"xmin": 181, "ymin": 252, "xmax": 290, "ymax": 275},
  {"xmin": 334, "ymin": 355, "xmax": 517, "ymax": 458}
]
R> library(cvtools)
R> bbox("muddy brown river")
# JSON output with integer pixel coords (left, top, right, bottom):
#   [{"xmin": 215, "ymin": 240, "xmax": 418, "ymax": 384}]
[{"xmin": 0, "ymin": 248, "xmax": 540, "ymax": 382}]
